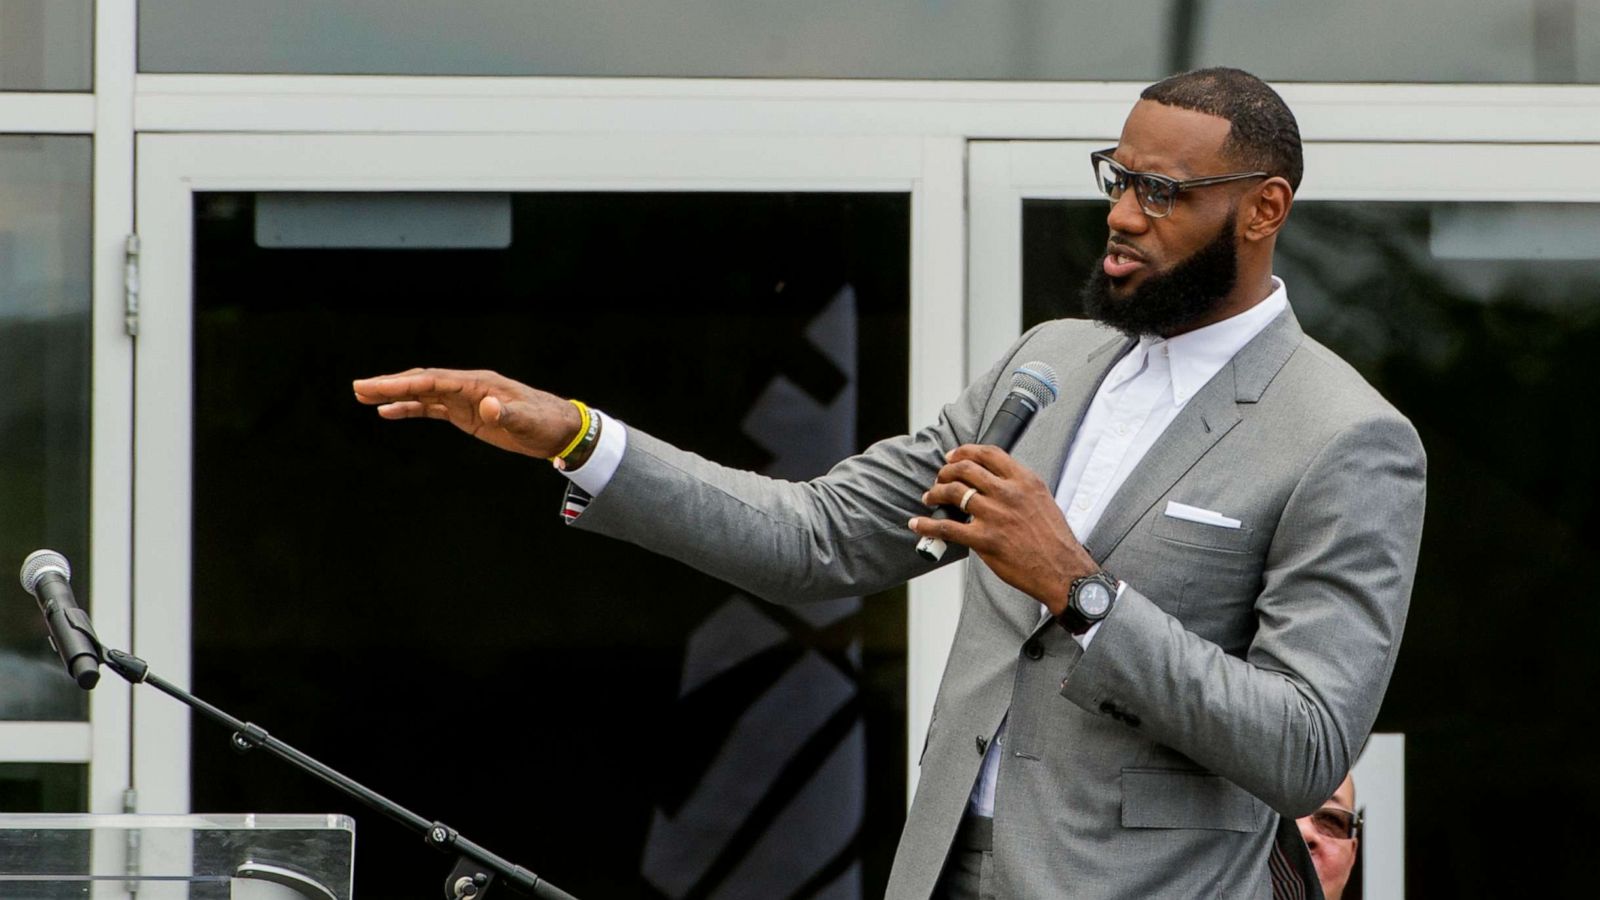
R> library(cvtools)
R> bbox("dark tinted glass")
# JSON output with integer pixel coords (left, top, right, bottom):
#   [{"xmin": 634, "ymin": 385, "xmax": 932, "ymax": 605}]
[
  {"xmin": 0, "ymin": 136, "xmax": 92, "ymax": 722},
  {"xmin": 190, "ymin": 191, "xmax": 909, "ymax": 898},
  {"xmin": 138, "ymin": 0, "xmax": 1600, "ymax": 83},
  {"xmin": 0, "ymin": 763, "xmax": 87, "ymax": 811},
  {"xmin": 1024, "ymin": 198, "xmax": 1600, "ymax": 897}
]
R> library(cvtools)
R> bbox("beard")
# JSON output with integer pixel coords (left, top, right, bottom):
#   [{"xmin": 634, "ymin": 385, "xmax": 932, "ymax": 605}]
[{"xmin": 1079, "ymin": 212, "xmax": 1239, "ymax": 337}]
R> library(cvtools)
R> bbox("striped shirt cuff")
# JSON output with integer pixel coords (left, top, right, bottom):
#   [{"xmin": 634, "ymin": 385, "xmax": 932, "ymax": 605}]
[{"xmin": 558, "ymin": 409, "xmax": 626, "ymax": 523}]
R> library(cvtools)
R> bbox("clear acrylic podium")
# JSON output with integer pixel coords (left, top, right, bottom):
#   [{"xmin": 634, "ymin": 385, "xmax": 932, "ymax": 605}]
[{"xmin": 0, "ymin": 814, "xmax": 354, "ymax": 900}]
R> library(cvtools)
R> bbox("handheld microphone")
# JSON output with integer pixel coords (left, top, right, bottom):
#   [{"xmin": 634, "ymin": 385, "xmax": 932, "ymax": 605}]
[
  {"xmin": 916, "ymin": 361, "xmax": 1060, "ymax": 562},
  {"xmin": 20, "ymin": 550, "xmax": 101, "ymax": 689}
]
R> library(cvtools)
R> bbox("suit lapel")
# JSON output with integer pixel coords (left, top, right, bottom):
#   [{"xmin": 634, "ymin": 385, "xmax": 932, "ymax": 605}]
[
  {"xmin": 1010, "ymin": 333, "xmax": 1132, "ymax": 495},
  {"xmin": 1081, "ymin": 307, "xmax": 1304, "ymax": 563}
]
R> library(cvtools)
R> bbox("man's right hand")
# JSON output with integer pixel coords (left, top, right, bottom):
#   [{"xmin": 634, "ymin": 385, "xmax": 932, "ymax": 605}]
[{"xmin": 352, "ymin": 368, "xmax": 584, "ymax": 460}]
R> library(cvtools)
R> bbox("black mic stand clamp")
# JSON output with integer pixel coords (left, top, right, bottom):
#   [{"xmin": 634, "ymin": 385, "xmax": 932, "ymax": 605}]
[
  {"xmin": 92, "ymin": 647, "xmax": 576, "ymax": 900},
  {"xmin": 431, "ymin": 826, "xmax": 494, "ymax": 900}
]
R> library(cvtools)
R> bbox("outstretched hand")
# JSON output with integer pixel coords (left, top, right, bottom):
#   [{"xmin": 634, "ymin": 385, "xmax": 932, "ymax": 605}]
[
  {"xmin": 908, "ymin": 444, "xmax": 1098, "ymax": 615},
  {"xmin": 352, "ymin": 368, "xmax": 583, "ymax": 460}
]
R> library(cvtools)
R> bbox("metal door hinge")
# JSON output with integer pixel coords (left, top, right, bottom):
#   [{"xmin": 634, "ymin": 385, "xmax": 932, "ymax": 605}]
[{"xmin": 124, "ymin": 234, "xmax": 141, "ymax": 337}]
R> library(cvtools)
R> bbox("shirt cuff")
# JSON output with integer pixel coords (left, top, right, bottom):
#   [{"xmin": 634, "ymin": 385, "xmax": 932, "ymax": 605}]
[
  {"xmin": 562, "ymin": 409, "xmax": 627, "ymax": 496},
  {"xmin": 1071, "ymin": 580, "xmax": 1126, "ymax": 650}
]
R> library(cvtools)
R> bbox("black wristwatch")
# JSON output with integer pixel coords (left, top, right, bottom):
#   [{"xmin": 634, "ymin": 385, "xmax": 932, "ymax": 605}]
[{"xmin": 1058, "ymin": 571, "xmax": 1118, "ymax": 635}]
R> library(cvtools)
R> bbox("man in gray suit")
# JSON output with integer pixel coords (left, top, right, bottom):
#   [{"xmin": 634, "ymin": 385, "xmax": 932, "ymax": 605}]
[{"xmin": 355, "ymin": 68, "xmax": 1424, "ymax": 899}]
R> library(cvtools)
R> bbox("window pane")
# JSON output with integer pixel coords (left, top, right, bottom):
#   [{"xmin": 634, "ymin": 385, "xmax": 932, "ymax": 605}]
[
  {"xmin": 138, "ymin": 0, "xmax": 1600, "ymax": 83},
  {"xmin": 0, "ymin": 137, "xmax": 91, "ymax": 722},
  {"xmin": 0, "ymin": 763, "xmax": 87, "ymax": 811},
  {"xmin": 1023, "ymin": 198, "xmax": 1600, "ymax": 895},
  {"xmin": 0, "ymin": 1, "xmax": 93, "ymax": 92},
  {"xmin": 189, "ymin": 191, "xmax": 909, "ymax": 898}
]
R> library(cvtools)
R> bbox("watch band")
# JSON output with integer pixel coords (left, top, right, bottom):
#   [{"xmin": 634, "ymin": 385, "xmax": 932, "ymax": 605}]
[{"xmin": 1058, "ymin": 606, "xmax": 1094, "ymax": 635}]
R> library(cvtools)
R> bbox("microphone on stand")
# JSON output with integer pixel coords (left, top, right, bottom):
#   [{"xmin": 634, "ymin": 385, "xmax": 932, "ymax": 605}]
[
  {"xmin": 915, "ymin": 361, "xmax": 1060, "ymax": 562},
  {"xmin": 19, "ymin": 549, "xmax": 102, "ymax": 689}
]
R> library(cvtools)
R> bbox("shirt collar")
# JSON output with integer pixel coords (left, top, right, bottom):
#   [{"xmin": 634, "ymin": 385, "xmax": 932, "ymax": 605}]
[{"xmin": 1103, "ymin": 277, "xmax": 1290, "ymax": 406}]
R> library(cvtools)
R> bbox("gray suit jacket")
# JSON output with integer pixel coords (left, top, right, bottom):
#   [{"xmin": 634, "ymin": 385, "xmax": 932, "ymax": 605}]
[{"xmin": 570, "ymin": 308, "xmax": 1425, "ymax": 899}]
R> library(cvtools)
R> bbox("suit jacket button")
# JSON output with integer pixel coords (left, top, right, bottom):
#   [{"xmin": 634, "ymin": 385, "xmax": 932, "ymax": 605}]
[
  {"xmin": 1099, "ymin": 700, "xmax": 1116, "ymax": 715},
  {"xmin": 1124, "ymin": 713, "xmax": 1142, "ymax": 727},
  {"xmin": 1023, "ymin": 640, "xmax": 1044, "ymax": 660},
  {"xmin": 975, "ymin": 735, "xmax": 988, "ymax": 755}
]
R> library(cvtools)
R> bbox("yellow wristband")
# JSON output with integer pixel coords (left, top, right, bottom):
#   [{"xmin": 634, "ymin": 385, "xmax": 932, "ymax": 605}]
[{"xmin": 552, "ymin": 400, "xmax": 591, "ymax": 460}]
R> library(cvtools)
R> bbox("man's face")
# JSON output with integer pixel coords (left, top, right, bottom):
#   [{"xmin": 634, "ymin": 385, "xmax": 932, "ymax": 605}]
[
  {"xmin": 1297, "ymin": 775, "xmax": 1359, "ymax": 900},
  {"xmin": 1079, "ymin": 99, "xmax": 1251, "ymax": 337}
]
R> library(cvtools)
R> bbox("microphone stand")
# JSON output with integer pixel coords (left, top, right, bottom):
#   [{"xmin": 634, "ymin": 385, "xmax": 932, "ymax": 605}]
[{"xmin": 90, "ymin": 645, "xmax": 578, "ymax": 900}]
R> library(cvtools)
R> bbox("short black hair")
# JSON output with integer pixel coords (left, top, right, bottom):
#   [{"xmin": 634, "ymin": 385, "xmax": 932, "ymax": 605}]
[{"xmin": 1141, "ymin": 67, "xmax": 1303, "ymax": 192}]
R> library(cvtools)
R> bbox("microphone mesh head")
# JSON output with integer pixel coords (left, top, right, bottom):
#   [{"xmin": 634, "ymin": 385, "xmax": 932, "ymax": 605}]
[
  {"xmin": 1010, "ymin": 362, "xmax": 1060, "ymax": 409},
  {"xmin": 21, "ymin": 549, "xmax": 70, "ymax": 594}
]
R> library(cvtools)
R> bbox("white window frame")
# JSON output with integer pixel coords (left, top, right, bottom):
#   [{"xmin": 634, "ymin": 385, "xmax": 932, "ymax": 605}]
[{"xmin": 968, "ymin": 138, "xmax": 1600, "ymax": 370}]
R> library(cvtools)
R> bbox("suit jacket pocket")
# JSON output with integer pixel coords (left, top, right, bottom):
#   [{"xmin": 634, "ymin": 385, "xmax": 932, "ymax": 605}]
[
  {"xmin": 1150, "ymin": 510, "xmax": 1258, "ymax": 553},
  {"xmin": 1120, "ymin": 768, "xmax": 1268, "ymax": 833}
]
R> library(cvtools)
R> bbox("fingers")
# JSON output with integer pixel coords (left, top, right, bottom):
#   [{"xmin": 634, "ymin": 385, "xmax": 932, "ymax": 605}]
[
  {"xmin": 373, "ymin": 400, "xmax": 452, "ymax": 420},
  {"xmin": 944, "ymin": 443, "xmax": 1020, "ymax": 474},
  {"xmin": 922, "ymin": 479, "xmax": 986, "ymax": 514},
  {"xmin": 352, "ymin": 367, "xmax": 473, "ymax": 404},
  {"xmin": 373, "ymin": 400, "xmax": 423, "ymax": 419},
  {"xmin": 931, "ymin": 457, "xmax": 1004, "ymax": 492},
  {"xmin": 908, "ymin": 510, "xmax": 977, "ymax": 549},
  {"xmin": 919, "ymin": 446, "xmax": 1021, "ymax": 511}
]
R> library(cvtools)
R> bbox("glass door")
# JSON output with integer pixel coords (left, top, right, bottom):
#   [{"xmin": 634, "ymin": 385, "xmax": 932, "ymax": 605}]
[
  {"xmin": 0, "ymin": 135, "xmax": 98, "ymax": 811},
  {"xmin": 969, "ymin": 138, "xmax": 1600, "ymax": 899},
  {"xmin": 132, "ymin": 131, "xmax": 963, "ymax": 898}
]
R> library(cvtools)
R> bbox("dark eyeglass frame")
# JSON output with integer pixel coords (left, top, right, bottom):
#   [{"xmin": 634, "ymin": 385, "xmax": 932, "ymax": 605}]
[
  {"xmin": 1090, "ymin": 147, "xmax": 1268, "ymax": 219},
  {"xmin": 1308, "ymin": 804, "xmax": 1363, "ymax": 841}
]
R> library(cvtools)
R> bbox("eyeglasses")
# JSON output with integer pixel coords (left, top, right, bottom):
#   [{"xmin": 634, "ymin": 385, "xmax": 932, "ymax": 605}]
[
  {"xmin": 1090, "ymin": 147, "xmax": 1268, "ymax": 219},
  {"xmin": 1307, "ymin": 805, "xmax": 1363, "ymax": 841}
]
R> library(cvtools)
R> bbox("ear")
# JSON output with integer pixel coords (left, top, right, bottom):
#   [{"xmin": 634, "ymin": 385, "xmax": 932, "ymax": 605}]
[{"xmin": 1241, "ymin": 176, "xmax": 1293, "ymax": 242}]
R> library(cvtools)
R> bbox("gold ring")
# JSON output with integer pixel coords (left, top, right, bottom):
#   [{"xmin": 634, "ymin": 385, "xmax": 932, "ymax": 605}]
[{"xmin": 959, "ymin": 486, "xmax": 978, "ymax": 513}]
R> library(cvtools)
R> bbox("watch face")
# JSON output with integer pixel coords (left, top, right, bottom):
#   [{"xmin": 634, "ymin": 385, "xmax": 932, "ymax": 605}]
[{"xmin": 1077, "ymin": 581, "xmax": 1113, "ymax": 617}]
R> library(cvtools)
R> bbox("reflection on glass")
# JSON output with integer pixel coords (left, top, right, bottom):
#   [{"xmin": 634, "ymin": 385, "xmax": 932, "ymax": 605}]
[
  {"xmin": 0, "ymin": 763, "xmax": 86, "ymax": 812},
  {"xmin": 0, "ymin": 1, "xmax": 93, "ymax": 92},
  {"xmin": 189, "ymin": 191, "xmax": 909, "ymax": 898},
  {"xmin": 0, "ymin": 813, "xmax": 353, "ymax": 896},
  {"xmin": 1022, "ymin": 198, "xmax": 1600, "ymax": 895},
  {"xmin": 137, "ymin": 0, "xmax": 1600, "ymax": 83},
  {"xmin": 0, "ymin": 136, "xmax": 92, "ymax": 722}
]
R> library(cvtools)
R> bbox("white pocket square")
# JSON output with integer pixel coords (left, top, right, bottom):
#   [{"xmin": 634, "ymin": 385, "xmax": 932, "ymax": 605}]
[{"xmin": 1164, "ymin": 501, "xmax": 1242, "ymax": 529}]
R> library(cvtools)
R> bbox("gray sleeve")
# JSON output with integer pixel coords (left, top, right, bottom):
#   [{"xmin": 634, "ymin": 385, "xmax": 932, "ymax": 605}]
[
  {"xmin": 566, "ymin": 325, "xmax": 1048, "ymax": 605},
  {"xmin": 1059, "ymin": 413, "xmax": 1427, "ymax": 816}
]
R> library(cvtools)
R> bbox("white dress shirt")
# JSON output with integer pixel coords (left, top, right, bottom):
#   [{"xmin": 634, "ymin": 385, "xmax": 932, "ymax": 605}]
[{"xmin": 563, "ymin": 278, "xmax": 1292, "ymax": 821}]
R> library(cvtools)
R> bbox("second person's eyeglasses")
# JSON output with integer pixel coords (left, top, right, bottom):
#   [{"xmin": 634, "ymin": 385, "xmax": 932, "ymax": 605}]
[{"xmin": 1308, "ymin": 805, "xmax": 1363, "ymax": 841}]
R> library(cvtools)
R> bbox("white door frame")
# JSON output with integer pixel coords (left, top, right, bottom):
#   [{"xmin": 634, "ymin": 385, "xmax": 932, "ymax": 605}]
[
  {"xmin": 131, "ymin": 130, "xmax": 967, "ymax": 811},
  {"xmin": 968, "ymin": 137, "xmax": 1600, "ymax": 367},
  {"xmin": 967, "ymin": 136, "xmax": 1600, "ymax": 900}
]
